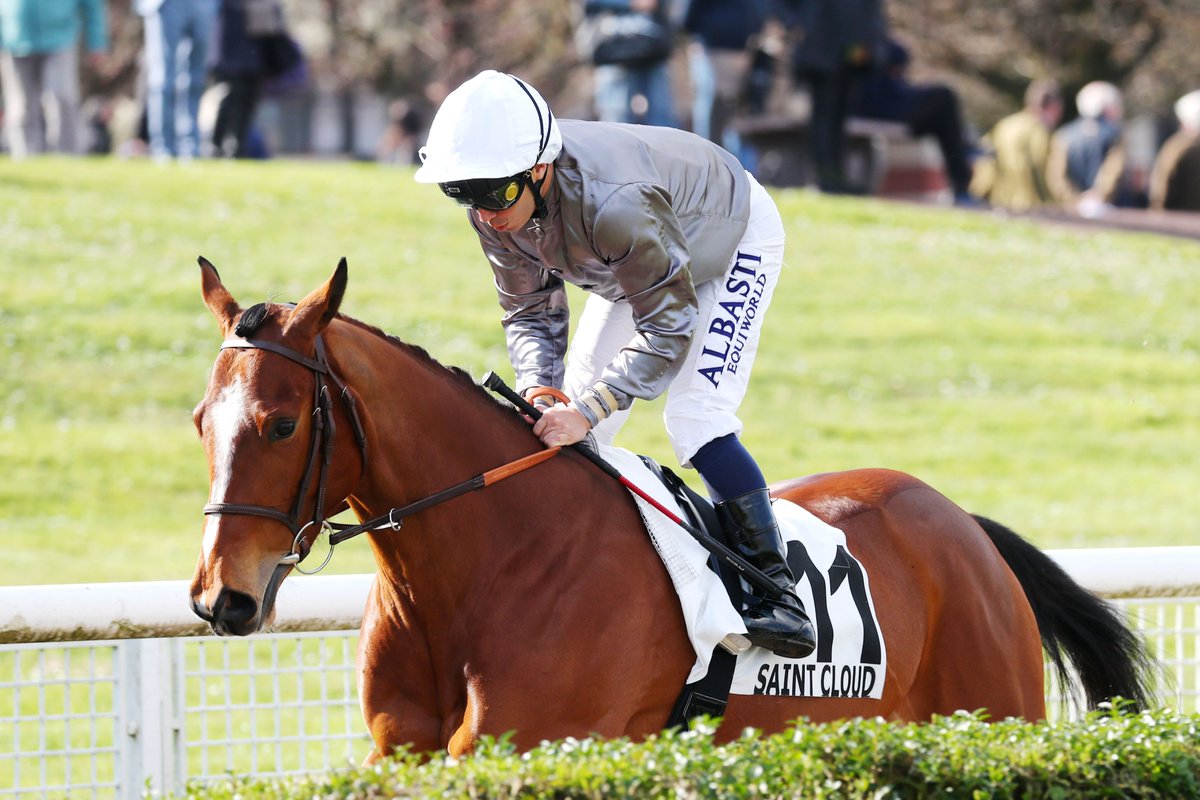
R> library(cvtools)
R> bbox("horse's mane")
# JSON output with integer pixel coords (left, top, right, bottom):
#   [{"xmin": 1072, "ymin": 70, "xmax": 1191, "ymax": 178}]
[
  {"xmin": 238, "ymin": 300, "xmax": 523, "ymax": 419},
  {"xmin": 332, "ymin": 313, "xmax": 523, "ymax": 419}
]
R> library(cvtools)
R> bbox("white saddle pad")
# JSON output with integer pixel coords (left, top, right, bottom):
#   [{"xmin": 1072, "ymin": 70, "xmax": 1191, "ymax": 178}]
[{"xmin": 600, "ymin": 445, "xmax": 887, "ymax": 699}]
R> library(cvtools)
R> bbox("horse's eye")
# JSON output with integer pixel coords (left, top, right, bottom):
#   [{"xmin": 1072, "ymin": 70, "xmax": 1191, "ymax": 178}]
[{"xmin": 269, "ymin": 419, "xmax": 297, "ymax": 442}]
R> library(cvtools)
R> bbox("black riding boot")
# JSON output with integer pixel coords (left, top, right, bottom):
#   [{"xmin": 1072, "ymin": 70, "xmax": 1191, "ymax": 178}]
[{"xmin": 717, "ymin": 489, "xmax": 817, "ymax": 659}]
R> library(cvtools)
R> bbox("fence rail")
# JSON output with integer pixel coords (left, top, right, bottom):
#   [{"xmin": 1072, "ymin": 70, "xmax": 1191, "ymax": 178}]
[{"xmin": 2, "ymin": 548, "xmax": 1199, "ymax": 799}]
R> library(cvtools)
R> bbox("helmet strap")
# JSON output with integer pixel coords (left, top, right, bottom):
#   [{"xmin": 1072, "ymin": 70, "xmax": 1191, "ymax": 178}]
[{"xmin": 527, "ymin": 167, "xmax": 551, "ymax": 220}]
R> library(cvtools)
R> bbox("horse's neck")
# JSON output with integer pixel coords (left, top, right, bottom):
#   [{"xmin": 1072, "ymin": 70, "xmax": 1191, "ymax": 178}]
[
  {"xmin": 331, "ymin": 320, "xmax": 530, "ymax": 485},
  {"xmin": 327, "ymin": 322, "xmax": 555, "ymax": 580},
  {"xmin": 324, "ymin": 323, "xmax": 675, "ymax": 665}
]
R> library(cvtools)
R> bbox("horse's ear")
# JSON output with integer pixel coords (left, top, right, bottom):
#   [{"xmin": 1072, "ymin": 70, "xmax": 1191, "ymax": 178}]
[
  {"xmin": 199, "ymin": 256, "xmax": 241, "ymax": 334},
  {"xmin": 284, "ymin": 257, "xmax": 348, "ymax": 339}
]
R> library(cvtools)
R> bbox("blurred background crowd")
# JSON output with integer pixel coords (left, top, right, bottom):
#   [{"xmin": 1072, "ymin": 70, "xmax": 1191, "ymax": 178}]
[{"xmin": 3, "ymin": 0, "xmax": 1200, "ymax": 216}]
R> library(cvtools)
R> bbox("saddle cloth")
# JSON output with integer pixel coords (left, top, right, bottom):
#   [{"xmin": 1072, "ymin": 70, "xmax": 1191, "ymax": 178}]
[{"xmin": 600, "ymin": 445, "xmax": 887, "ymax": 700}]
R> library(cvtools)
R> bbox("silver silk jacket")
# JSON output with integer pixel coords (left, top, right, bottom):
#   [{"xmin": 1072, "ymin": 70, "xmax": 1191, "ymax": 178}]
[{"xmin": 469, "ymin": 119, "xmax": 752, "ymax": 410}]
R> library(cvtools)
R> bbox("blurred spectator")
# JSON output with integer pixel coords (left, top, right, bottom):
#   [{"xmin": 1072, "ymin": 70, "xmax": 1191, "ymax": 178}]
[
  {"xmin": 683, "ymin": 0, "xmax": 767, "ymax": 167},
  {"xmin": 1148, "ymin": 90, "xmax": 1200, "ymax": 212},
  {"xmin": 0, "ymin": 0, "xmax": 108, "ymax": 158},
  {"xmin": 575, "ymin": 0, "xmax": 679, "ymax": 127},
  {"xmin": 208, "ymin": 0, "xmax": 293, "ymax": 159},
  {"xmin": 853, "ymin": 37, "xmax": 978, "ymax": 206},
  {"xmin": 969, "ymin": 79, "xmax": 1063, "ymax": 210},
  {"xmin": 377, "ymin": 98, "xmax": 427, "ymax": 166},
  {"xmin": 104, "ymin": 93, "xmax": 145, "ymax": 157},
  {"xmin": 1047, "ymin": 81, "xmax": 1128, "ymax": 213},
  {"xmin": 261, "ymin": 35, "xmax": 306, "ymax": 98},
  {"xmin": 81, "ymin": 94, "xmax": 113, "ymax": 154},
  {"xmin": 742, "ymin": 21, "xmax": 782, "ymax": 117},
  {"xmin": 137, "ymin": 0, "xmax": 216, "ymax": 160},
  {"xmin": 774, "ymin": 0, "xmax": 888, "ymax": 194}
]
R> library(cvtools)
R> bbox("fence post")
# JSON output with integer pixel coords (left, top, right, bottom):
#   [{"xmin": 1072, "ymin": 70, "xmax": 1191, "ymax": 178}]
[{"xmin": 119, "ymin": 639, "xmax": 181, "ymax": 799}]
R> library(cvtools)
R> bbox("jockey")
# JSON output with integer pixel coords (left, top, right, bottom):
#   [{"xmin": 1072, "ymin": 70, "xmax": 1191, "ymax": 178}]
[{"xmin": 414, "ymin": 70, "xmax": 816, "ymax": 660}]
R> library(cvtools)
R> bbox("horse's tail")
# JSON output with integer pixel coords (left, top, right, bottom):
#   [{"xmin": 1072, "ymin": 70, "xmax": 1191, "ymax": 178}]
[{"xmin": 972, "ymin": 514, "xmax": 1158, "ymax": 712}]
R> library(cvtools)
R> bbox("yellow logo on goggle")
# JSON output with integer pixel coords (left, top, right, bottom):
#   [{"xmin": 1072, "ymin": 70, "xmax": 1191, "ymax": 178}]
[{"xmin": 504, "ymin": 181, "xmax": 519, "ymax": 202}]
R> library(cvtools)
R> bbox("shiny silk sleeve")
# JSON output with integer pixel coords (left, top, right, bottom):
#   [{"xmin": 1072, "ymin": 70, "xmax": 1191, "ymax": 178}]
[
  {"xmin": 474, "ymin": 219, "xmax": 570, "ymax": 396},
  {"xmin": 589, "ymin": 182, "xmax": 699, "ymax": 409}
]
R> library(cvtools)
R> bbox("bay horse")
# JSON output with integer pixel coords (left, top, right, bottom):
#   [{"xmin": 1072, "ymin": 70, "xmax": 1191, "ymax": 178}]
[{"xmin": 189, "ymin": 258, "xmax": 1155, "ymax": 763}]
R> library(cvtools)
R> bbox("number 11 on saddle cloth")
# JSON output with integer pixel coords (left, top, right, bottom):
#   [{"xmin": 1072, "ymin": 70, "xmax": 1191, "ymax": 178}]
[{"xmin": 601, "ymin": 445, "xmax": 887, "ymax": 700}]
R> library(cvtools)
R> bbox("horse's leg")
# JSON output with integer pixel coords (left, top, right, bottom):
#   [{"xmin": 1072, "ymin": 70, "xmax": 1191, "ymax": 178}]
[{"xmin": 357, "ymin": 589, "xmax": 446, "ymax": 757}]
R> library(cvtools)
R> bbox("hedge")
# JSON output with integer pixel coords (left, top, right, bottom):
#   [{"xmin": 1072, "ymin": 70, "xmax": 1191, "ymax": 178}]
[{"xmin": 183, "ymin": 705, "xmax": 1200, "ymax": 799}]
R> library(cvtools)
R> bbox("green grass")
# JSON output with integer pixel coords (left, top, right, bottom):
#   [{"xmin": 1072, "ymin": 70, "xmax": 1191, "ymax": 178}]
[{"xmin": 1, "ymin": 157, "xmax": 1197, "ymax": 586}]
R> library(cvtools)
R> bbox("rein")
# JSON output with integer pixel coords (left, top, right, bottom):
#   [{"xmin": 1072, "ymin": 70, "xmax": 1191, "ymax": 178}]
[
  {"xmin": 325, "ymin": 446, "xmax": 560, "ymax": 546},
  {"xmin": 202, "ymin": 333, "xmax": 561, "ymax": 582}
]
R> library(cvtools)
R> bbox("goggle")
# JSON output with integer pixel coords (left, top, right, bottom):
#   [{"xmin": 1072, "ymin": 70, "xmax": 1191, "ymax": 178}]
[{"xmin": 438, "ymin": 173, "xmax": 528, "ymax": 211}]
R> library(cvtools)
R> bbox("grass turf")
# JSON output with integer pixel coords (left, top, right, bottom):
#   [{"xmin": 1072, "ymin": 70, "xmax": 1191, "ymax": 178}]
[{"xmin": 1, "ymin": 156, "xmax": 1197, "ymax": 586}]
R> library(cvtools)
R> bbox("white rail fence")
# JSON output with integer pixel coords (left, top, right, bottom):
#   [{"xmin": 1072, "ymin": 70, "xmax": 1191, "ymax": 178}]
[{"xmin": 2, "ymin": 549, "xmax": 1198, "ymax": 800}]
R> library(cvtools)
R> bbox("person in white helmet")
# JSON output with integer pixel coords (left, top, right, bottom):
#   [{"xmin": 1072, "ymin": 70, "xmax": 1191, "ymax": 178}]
[
  {"xmin": 414, "ymin": 69, "xmax": 815, "ymax": 660},
  {"xmin": 1148, "ymin": 89, "xmax": 1200, "ymax": 212},
  {"xmin": 1047, "ymin": 80, "xmax": 1127, "ymax": 211}
]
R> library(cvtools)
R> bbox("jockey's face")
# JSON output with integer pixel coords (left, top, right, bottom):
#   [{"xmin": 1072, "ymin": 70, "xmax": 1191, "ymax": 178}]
[{"xmin": 475, "ymin": 163, "xmax": 551, "ymax": 233}]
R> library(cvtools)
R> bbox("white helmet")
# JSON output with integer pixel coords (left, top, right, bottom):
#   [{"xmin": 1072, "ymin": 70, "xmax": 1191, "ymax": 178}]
[{"xmin": 414, "ymin": 70, "xmax": 562, "ymax": 184}]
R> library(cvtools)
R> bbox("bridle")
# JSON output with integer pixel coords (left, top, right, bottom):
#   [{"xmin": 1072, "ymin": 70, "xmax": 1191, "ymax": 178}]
[
  {"xmin": 203, "ymin": 333, "xmax": 368, "ymax": 606},
  {"xmin": 201, "ymin": 327, "xmax": 563, "ymax": 622}
]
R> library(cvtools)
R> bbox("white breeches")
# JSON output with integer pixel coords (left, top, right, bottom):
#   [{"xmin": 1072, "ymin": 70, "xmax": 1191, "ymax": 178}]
[{"xmin": 564, "ymin": 172, "xmax": 786, "ymax": 467}]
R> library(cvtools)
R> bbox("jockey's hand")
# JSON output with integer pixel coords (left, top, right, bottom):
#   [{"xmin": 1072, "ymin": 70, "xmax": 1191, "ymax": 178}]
[{"xmin": 532, "ymin": 404, "xmax": 592, "ymax": 448}]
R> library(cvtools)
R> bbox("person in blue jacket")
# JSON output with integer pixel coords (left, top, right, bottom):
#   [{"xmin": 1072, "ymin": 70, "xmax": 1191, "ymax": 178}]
[
  {"xmin": 853, "ymin": 37, "xmax": 978, "ymax": 205},
  {"xmin": 683, "ymin": 0, "xmax": 767, "ymax": 168},
  {"xmin": 774, "ymin": 0, "xmax": 888, "ymax": 193},
  {"xmin": 136, "ymin": 0, "xmax": 216, "ymax": 160},
  {"xmin": 576, "ymin": 0, "xmax": 680, "ymax": 128},
  {"xmin": 209, "ymin": 0, "xmax": 267, "ymax": 158},
  {"xmin": 0, "ymin": 0, "xmax": 108, "ymax": 157}
]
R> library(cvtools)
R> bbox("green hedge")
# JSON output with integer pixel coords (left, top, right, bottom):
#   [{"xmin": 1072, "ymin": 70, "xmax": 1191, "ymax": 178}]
[{"xmin": 184, "ymin": 706, "xmax": 1199, "ymax": 799}]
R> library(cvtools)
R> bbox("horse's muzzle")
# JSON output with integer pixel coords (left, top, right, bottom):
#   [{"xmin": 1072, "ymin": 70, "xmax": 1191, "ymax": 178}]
[{"xmin": 191, "ymin": 587, "xmax": 260, "ymax": 636}]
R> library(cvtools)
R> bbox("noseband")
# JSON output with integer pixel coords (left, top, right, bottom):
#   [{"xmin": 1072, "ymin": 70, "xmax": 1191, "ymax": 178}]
[{"xmin": 203, "ymin": 334, "xmax": 368, "ymax": 577}]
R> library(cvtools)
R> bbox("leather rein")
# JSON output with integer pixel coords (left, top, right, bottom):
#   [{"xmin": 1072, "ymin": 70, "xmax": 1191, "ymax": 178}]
[{"xmin": 202, "ymin": 334, "xmax": 560, "ymax": 583}]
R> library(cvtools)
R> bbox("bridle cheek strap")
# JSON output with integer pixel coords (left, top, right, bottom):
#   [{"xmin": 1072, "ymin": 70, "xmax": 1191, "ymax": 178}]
[
  {"xmin": 202, "ymin": 334, "xmax": 367, "ymax": 567},
  {"xmin": 200, "ymin": 334, "xmax": 565, "ymax": 581}
]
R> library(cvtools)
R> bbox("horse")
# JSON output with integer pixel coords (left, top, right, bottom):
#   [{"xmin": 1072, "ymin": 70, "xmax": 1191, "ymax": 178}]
[{"xmin": 188, "ymin": 257, "xmax": 1156, "ymax": 763}]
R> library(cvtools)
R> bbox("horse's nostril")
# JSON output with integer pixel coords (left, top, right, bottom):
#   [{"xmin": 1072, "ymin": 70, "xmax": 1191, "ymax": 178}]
[{"xmin": 214, "ymin": 588, "xmax": 258, "ymax": 630}]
